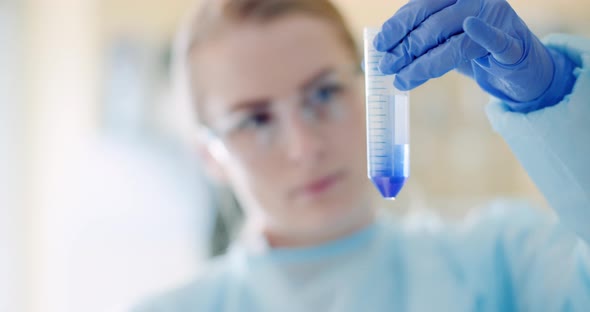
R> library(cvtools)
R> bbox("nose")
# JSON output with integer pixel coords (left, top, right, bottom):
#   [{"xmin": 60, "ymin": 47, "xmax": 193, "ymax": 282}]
[{"xmin": 282, "ymin": 110, "xmax": 326, "ymax": 165}]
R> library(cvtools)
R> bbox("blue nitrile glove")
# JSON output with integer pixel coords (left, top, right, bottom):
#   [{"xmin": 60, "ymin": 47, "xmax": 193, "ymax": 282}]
[{"xmin": 374, "ymin": 0, "xmax": 577, "ymax": 113}]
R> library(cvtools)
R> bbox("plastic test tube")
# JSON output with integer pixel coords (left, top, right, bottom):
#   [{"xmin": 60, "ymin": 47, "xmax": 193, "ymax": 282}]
[{"xmin": 363, "ymin": 27, "xmax": 410, "ymax": 200}]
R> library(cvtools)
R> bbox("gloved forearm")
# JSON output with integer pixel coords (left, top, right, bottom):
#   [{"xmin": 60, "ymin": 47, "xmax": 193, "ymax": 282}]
[{"xmin": 486, "ymin": 35, "xmax": 590, "ymax": 243}]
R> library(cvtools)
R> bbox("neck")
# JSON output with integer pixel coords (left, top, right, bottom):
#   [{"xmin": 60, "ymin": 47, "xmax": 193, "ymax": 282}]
[{"xmin": 262, "ymin": 208, "xmax": 377, "ymax": 248}]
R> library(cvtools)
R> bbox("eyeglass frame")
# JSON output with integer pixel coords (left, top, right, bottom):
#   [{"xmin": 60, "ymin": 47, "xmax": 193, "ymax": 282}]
[{"xmin": 200, "ymin": 64, "xmax": 363, "ymax": 160}]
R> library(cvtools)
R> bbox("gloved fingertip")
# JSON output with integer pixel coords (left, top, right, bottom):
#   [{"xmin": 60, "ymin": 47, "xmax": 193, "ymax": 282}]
[
  {"xmin": 373, "ymin": 32, "xmax": 391, "ymax": 52},
  {"xmin": 463, "ymin": 16, "xmax": 522, "ymax": 65},
  {"xmin": 378, "ymin": 63, "xmax": 394, "ymax": 75},
  {"xmin": 462, "ymin": 16, "xmax": 482, "ymax": 33},
  {"xmin": 377, "ymin": 54, "xmax": 390, "ymax": 74},
  {"xmin": 395, "ymin": 76, "xmax": 429, "ymax": 91},
  {"xmin": 380, "ymin": 51, "xmax": 409, "ymax": 75},
  {"xmin": 463, "ymin": 17, "xmax": 493, "ymax": 48},
  {"xmin": 394, "ymin": 77, "xmax": 411, "ymax": 91}
]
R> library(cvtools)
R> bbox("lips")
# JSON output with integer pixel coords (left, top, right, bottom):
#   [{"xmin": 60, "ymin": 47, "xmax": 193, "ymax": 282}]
[{"xmin": 297, "ymin": 171, "xmax": 345, "ymax": 198}]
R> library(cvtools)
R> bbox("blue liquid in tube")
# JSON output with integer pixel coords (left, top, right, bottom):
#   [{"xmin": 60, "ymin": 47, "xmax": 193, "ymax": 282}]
[{"xmin": 364, "ymin": 27, "xmax": 410, "ymax": 200}]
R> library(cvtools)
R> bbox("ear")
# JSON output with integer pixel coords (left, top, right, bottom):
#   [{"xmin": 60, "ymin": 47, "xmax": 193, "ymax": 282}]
[{"xmin": 196, "ymin": 137, "xmax": 230, "ymax": 185}]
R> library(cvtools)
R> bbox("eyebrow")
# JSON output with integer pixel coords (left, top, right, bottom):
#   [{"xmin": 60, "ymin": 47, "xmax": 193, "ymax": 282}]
[
  {"xmin": 228, "ymin": 98, "xmax": 271, "ymax": 114},
  {"xmin": 300, "ymin": 67, "xmax": 334, "ymax": 90},
  {"xmin": 228, "ymin": 67, "xmax": 336, "ymax": 113}
]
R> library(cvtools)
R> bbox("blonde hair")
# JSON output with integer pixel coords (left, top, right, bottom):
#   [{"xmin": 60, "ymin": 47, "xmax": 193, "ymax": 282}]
[{"xmin": 173, "ymin": 0, "xmax": 360, "ymax": 126}]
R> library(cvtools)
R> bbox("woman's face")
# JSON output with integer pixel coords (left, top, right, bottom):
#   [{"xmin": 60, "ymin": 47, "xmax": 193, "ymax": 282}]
[{"xmin": 192, "ymin": 15, "xmax": 374, "ymax": 245}]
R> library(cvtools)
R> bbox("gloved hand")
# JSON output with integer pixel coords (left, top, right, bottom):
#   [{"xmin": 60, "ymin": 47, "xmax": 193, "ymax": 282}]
[{"xmin": 374, "ymin": 0, "xmax": 577, "ymax": 112}]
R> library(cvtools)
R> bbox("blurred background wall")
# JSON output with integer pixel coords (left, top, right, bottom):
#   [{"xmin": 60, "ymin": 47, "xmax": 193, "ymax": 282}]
[
  {"xmin": 1, "ymin": 0, "xmax": 589, "ymax": 311},
  {"xmin": 1, "ymin": 2, "xmax": 27, "ymax": 312}
]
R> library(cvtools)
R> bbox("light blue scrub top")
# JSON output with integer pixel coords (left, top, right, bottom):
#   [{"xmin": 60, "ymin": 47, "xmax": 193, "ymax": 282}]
[{"xmin": 134, "ymin": 34, "xmax": 590, "ymax": 312}]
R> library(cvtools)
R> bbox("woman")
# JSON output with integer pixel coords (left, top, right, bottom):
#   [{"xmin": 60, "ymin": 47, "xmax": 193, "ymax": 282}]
[{"xmin": 135, "ymin": 0, "xmax": 590, "ymax": 311}]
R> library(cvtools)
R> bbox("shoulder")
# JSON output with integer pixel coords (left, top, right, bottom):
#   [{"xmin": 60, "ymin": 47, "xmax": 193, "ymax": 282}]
[{"xmin": 395, "ymin": 199, "xmax": 555, "ymax": 249}]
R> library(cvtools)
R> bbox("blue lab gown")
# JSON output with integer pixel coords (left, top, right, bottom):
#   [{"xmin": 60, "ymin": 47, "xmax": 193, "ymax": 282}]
[{"xmin": 134, "ymin": 34, "xmax": 590, "ymax": 311}]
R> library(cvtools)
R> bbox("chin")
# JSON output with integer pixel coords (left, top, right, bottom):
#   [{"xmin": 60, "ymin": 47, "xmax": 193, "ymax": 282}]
[{"xmin": 297, "ymin": 188, "xmax": 369, "ymax": 233}]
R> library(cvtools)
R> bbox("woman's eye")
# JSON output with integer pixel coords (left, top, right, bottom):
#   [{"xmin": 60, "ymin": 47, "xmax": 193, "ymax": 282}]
[
  {"xmin": 242, "ymin": 111, "xmax": 273, "ymax": 129},
  {"xmin": 311, "ymin": 84, "xmax": 343, "ymax": 104}
]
